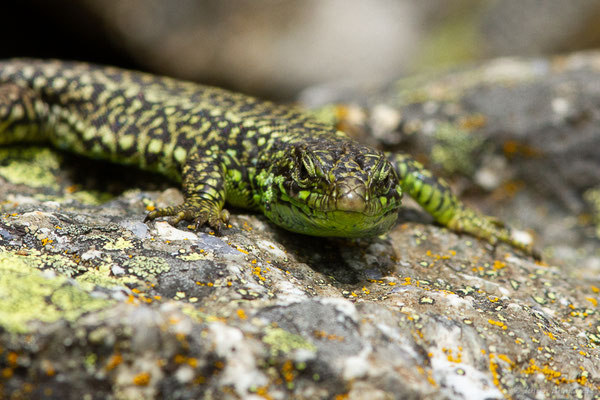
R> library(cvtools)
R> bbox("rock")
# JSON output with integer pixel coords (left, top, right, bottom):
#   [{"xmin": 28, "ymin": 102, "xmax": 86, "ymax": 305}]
[{"xmin": 1, "ymin": 53, "xmax": 600, "ymax": 399}]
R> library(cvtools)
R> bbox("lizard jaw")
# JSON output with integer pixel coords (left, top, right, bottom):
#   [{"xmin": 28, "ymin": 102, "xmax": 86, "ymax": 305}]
[{"xmin": 264, "ymin": 199, "xmax": 399, "ymax": 238}]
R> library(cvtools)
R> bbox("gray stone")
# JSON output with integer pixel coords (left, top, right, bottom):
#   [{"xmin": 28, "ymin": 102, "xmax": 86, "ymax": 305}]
[{"xmin": 1, "ymin": 53, "xmax": 600, "ymax": 399}]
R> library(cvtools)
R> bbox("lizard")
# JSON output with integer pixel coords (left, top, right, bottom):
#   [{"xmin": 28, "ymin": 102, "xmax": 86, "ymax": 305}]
[{"xmin": 0, "ymin": 59, "xmax": 536, "ymax": 256}]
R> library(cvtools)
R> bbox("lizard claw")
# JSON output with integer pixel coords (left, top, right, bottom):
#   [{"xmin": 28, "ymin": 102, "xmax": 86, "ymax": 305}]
[
  {"xmin": 144, "ymin": 202, "xmax": 229, "ymax": 235},
  {"xmin": 193, "ymin": 208, "xmax": 230, "ymax": 234}
]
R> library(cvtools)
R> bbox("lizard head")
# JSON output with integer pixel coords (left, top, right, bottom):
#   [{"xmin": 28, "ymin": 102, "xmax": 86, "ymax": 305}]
[{"xmin": 263, "ymin": 140, "xmax": 403, "ymax": 237}]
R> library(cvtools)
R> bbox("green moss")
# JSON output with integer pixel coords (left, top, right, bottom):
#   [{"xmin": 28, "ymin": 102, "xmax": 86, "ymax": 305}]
[
  {"xmin": 262, "ymin": 326, "xmax": 317, "ymax": 356},
  {"xmin": 76, "ymin": 263, "xmax": 139, "ymax": 288},
  {"xmin": 124, "ymin": 256, "xmax": 170, "ymax": 279},
  {"xmin": 411, "ymin": 6, "xmax": 482, "ymax": 72},
  {"xmin": 85, "ymin": 352, "xmax": 98, "ymax": 369},
  {"xmin": 306, "ymin": 105, "xmax": 339, "ymax": 126},
  {"xmin": 179, "ymin": 252, "xmax": 207, "ymax": 261},
  {"xmin": 69, "ymin": 189, "xmax": 114, "ymax": 206},
  {"xmin": 7, "ymin": 247, "xmax": 85, "ymax": 278},
  {"xmin": 584, "ymin": 187, "xmax": 600, "ymax": 239},
  {"xmin": 0, "ymin": 146, "xmax": 113, "ymax": 205},
  {"xmin": 50, "ymin": 284, "xmax": 105, "ymax": 320},
  {"xmin": 0, "ymin": 147, "xmax": 61, "ymax": 189},
  {"xmin": 431, "ymin": 122, "xmax": 484, "ymax": 175},
  {"xmin": 0, "ymin": 251, "xmax": 112, "ymax": 333},
  {"xmin": 104, "ymin": 237, "xmax": 134, "ymax": 251},
  {"xmin": 37, "ymin": 252, "xmax": 86, "ymax": 277}
]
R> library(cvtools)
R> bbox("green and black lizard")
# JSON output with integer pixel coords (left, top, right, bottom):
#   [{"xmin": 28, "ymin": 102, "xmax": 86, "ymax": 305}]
[{"xmin": 0, "ymin": 59, "xmax": 535, "ymax": 256}]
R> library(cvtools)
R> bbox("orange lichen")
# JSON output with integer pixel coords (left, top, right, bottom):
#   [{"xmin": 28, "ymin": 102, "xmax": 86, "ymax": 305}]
[
  {"xmin": 252, "ymin": 266, "xmax": 266, "ymax": 281},
  {"xmin": 7, "ymin": 352, "xmax": 18, "ymax": 366},
  {"xmin": 105, "ymin": 353, "xmax": 123, "ymax": 371},
  {"xmin": 444, "ymin": 348, "xmax": 462, "ymax": 363},
  {"xmin": 425, "ymin": 250, "xmax": 455, "ymax": 261},
  {"xmin": 44, "ymin": 363, "xmax": 56, "ymax": 377},
  {"xmin": 214, "ymin": 361, "xmax": 225, "ymax": 369},
  {"xmin": 489, "ymin": 354, "xmax": 500, "ymax": 387},
  {"xmin": 487, "ymin": 319, "xmax": 508, "ymax": 330},
  {"xmin": 133, "ymin": 372, "xmax": 151, "ymax": 386},
  {"xmin": 281, "ymin": 360, "xmax": 295, "ymax": 383},
  {"xmin": 502, "ymin": 140, "xmax": 541, "ymax": 159},
  {"xmin": 492, "ymin": 260, "xmax": 506, "ymax": 270},
  {"xmin": 495, "ymin": 354, "xmax": 514, "ymax": 370},
  {"xmin": 187, "ymin": 358, "xmax": 198, "ymax": 368},
  {"xmin": 174, "ymin": 354, "xmax": 186, "ymax": 364},
  {"xmin": 313, "ymin": 330, "xmax": 345, "ymax": 342},
  {"xmin": 543, "ymin": 331, "xmax": 557, "ymax": 340},
  {"xmin": 585, "ymin": 297, "xmax": 598, "ymax": 307},
  {"xmin": 459, "ymin": 114, "xmax": 487, "ymax": 130},
  {"xmin": 256, "ymin": 386, "xmax": 273, "ymax": 400}
]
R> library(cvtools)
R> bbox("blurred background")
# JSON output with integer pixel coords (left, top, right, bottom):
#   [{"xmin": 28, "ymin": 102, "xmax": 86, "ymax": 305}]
[{"xmin": 3, "ymin": 0, "xmax": 600, "ymax": 100}]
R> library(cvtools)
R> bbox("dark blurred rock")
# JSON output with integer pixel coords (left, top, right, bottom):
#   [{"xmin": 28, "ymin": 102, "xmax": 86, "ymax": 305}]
[
  {"xmin": 480, "ymin": 0, "xmax": 600, "ymax": 56},
  {"xmin": 5, "ymin": 0, "xmax": 600, "ymax": 100}
]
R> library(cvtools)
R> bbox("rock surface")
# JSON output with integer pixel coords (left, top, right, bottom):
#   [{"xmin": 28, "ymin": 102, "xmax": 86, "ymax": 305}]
[{"xmin": 1, "ymin": 53, "xmax": 600, "ymax": 399}]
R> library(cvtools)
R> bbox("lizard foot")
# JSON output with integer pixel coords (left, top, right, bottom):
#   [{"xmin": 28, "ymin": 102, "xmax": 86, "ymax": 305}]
[
  {"xmin": 446, "ymin": 208, "xmax": 540, "ymax": 260},
  {"xmin": 145, "ymin": 203, "xmax": 230, "ymax": 234}
]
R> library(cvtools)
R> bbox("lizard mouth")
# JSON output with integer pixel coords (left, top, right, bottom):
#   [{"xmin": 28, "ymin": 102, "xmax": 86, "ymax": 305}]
[{"xmin": 265, "ymin": 200, "xmax": 399, "ymax": 237}]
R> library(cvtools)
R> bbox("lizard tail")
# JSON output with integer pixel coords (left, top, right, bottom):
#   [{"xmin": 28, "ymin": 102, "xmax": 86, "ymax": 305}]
[{"xmin": 389, "ymin": 152, "xmax": 539, "ymax": 259}]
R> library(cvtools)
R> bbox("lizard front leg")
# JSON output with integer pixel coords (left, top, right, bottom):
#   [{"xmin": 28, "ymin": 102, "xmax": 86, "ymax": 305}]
[
  {"xmin": 145, "ymin": 149, "xmax": 230, "ymax": 233},
  {"xmin": 388, "ymin": 153, "xmax": 538, "ymax": 258}
]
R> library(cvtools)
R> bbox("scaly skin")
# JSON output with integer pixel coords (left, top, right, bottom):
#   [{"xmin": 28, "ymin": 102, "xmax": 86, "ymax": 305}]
[{"xmin": 0, "ymin": 59, "xmax": 535, "ymax": 256}]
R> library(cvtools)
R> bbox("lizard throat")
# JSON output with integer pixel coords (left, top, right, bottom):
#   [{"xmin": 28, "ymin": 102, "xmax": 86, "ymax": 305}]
[{"xmin": 264, "ymin": 201, "xmax": 399, "ymax": 237}]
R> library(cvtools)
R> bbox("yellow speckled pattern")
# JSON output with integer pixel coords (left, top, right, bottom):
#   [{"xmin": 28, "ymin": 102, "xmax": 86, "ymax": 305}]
[{"xmin": 0, "ymin": 59, "xmax": 534, "ymax": 255}]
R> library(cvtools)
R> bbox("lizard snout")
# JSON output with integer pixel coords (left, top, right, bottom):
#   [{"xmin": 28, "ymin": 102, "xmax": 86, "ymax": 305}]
[{"xmin": 334, "ymin": 178, "xmax": 367, "ymax": 213}]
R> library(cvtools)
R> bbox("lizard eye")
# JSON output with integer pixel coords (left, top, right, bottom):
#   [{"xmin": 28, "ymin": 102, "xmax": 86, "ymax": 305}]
[
  {"xmin": 298, "ymin": 161, "xmax": 310, "ymax": 180},
  {"xmin": 297, "ymin": 156, "xmax": 314, "ymax": 181},
  {"xmin": 374, "ymin": 164, "xmax": 396, "ymax": 194},
  {"xmin": 372, "ymin": 157, "xmax": 389, "ymax": 179},
  {"xmin": 383, "ymin": 174, "xmax": 395, "ymax": 192},
  {"xmin": 374, "ymin": 162, "xmax": 389, "ymax": 182}
]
